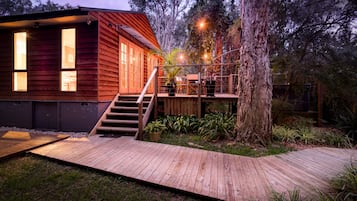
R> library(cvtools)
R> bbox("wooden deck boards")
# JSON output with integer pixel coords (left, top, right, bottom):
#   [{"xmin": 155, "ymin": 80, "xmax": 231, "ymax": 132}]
[
  {"xmin": 30, "ymin": 136, "xmax": 357, "ymax": 201},
  {"xmin": 0, "ymin": 131, "xmax": 69, "ymax": 160}
]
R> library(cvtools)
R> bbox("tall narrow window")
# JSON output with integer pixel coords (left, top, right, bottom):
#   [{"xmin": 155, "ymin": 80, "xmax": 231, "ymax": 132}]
[
  {"xmin": 13, "ymin": 32, "xmax": 27, "ymax": 91},
  {"xmin": 61, "ymin": 28, "xmax": 76, "ymax": 91},
  {"xmin": 121, "ymin": 43, "xmax": 128, "ymax": 89}
]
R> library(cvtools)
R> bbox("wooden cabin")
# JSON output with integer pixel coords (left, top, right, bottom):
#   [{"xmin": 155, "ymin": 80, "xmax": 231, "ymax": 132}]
[{"xmin": 0, "ymin": 7, "xmax": 161, "ymax": 132}]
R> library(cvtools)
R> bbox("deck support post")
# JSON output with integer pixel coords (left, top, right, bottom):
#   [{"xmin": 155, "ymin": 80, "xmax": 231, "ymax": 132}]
[
  {"xmin": 197, "ymin": 65, "xmax": 202, "ymax": 118},
  {"xmin": 154, "ymin": 66, "xmax": 158, "ymax": 119},
  {"xmin": 138, "ymin": 102, "xmax": 143, "ymax": 140}
]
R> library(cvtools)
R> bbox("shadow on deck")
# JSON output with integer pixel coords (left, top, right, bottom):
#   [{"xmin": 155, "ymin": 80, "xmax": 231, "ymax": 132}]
[{"xmin": 30, "ymin": 136, "xmax": 356, "ymax": 201}]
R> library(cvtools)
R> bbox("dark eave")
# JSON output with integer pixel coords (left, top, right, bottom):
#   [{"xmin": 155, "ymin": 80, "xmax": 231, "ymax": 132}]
[
  {"xmin": 118, "ymin": 25, "xmax": 160, "ymax": 51},
  {"xmin": 0, "ymin": 8, "xmax": 88, "ymax": 23},
  {"xmin": 0, "ymin": 8, "xmax": 92, "ymax": 29},
  {"xmin": 0, "ymin": 7, "xmax": 161, "ymax": 51}
]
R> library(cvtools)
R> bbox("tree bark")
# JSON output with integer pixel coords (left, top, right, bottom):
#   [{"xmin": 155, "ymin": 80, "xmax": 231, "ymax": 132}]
[{"xmin": 236, "ymin": 0, "xmax": 272, "ymax": 145}]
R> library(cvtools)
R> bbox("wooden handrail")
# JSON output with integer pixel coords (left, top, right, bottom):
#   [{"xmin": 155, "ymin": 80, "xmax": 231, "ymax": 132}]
[
  {"xmin": 137, "ymin": 67, "xmax": 157, "ymax": 104},
  {"xmin": 136, "ymin": 67, "xmax": 158, "ymax": 140}
]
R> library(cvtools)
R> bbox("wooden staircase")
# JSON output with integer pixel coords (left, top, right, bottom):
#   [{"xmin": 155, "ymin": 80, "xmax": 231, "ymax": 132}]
[{"xmin": 90, "ymin": 95, "xmax": 152, "ymax": 137}]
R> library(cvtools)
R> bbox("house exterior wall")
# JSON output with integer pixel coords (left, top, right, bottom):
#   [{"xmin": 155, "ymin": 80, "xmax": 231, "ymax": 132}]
[
  {"xmin": 0, "ymin": 22, "xmax": 99, "ymax": 101},
  {"xmin": 0, "ymin": 9, "xmax": 161, "ymax": 132},
  {"xmin": 0, "ymin": 21, "xmax": 105, "ymax": 132},
  {"xmin": 0, "ymin": 100, "xmax": 109, "ymax": 132},
  {"xmin": 90, "ymin": 11, "xmax": 159, "ymax": 101}
]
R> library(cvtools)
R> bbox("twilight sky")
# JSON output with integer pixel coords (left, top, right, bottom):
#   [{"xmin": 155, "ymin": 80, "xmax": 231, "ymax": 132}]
[{"xmin": 49, "ymin": 0, "xmax": 131, "ymax": 11}]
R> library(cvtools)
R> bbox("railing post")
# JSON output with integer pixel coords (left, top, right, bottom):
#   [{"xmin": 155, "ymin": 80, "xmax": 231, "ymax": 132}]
[
  {"xmin": 138, "ymin": 102, "xmax": 143, "ymax": 140},
  {"xmin": 154, "ymin": 66, "xmax": 158, "ymax": 119},
  {"xmin": 197, "ymin": 65, "xmax": 202, "ymax": 118}
]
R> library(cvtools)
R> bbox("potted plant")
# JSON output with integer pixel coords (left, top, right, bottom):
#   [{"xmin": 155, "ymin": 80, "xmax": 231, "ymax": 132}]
[
  {"xmin": 205, "ymin": 72, "xmax": 215, "ymax": 97},
  {"xmin": 144, "ymin": 120, "xmax": 167, "ymax": 142},
  {"xmin": 164, "ymin": 66, "xmax": 181, "ymax": 96},
  {"xmin": 161, "ymin": 48, "xmax": 183, "ymax": 96}
]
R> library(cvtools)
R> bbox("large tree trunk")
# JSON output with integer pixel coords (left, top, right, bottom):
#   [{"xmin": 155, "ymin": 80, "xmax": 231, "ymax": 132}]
[{"xmin": 236, "ymin": 0, "xmax": 272, "ymax": 145}]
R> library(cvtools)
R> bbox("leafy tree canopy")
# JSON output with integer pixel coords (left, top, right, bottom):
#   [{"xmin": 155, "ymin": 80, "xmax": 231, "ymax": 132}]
[
  {"xmin": 269, "ymin": 0, "xmax": 357, "ymax": 120},
  {"xmin": 184, "ymin": 0, "xmax": 235, "ymax": 63},
  {"xmin": 129, "ymin": 0, "xmax": 190, "ymax": 53},
  {"xmin": 0, "ymin": 0, "xmax": 72, "ymax": 16}
]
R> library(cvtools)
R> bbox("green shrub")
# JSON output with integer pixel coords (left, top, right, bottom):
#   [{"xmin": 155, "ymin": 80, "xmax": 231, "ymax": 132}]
[
  {"xmin": 173, "ymin": 115, "xmax": 199, "ymax": 134},
  {"xmin": 273, "ymin": 126, "xmax": 299, "ymax": 143},
  {"xmin": 160, "ymin": 115, "xmax": 177, "ymax": 134},
  {"xmin": 282, "ymin": 116, "xmax": 315, "ymax": 129},
  {"xmin": 144, "ymin": 120, "xmax": 166, "ymax": 133},
  {"xmin": 270, "ymin": 189, "xmax": 302, "ymax": 201},
  {"xmin": 337, "ymin": 108, "xmax": 357, "ymax": 143},
  {"xmin": 272, "ymin": 99, "xmax": 294, "ymax": 124},
  {"xmin": 312, "ymin": 128, "xmax": 352, "ymax": 148},
  {"xmin": 198, "ymin": 113, "xmax": 236, "ymax": 141},
  {"xmin": 331, "ymin": 165, "xmax": 357, "ymax": 201},
  {"xmin": 160, "ymin": 115, "xmax": 199, "ymax": 135},
  {"xmin": 297, "ymin": 127, "xmax": 316, "ymax": 144}
]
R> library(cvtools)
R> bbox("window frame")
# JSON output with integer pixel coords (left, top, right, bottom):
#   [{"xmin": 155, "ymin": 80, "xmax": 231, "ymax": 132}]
[
  {"xmin": 13, "ymin": 32, "xmax": 27, "ymax": 92},
  {"xmin": 60, "ymin": 28, "xmax": 77, "ymax": 92}
]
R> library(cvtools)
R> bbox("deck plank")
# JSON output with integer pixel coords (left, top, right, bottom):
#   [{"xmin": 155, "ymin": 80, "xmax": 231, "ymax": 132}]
[
  {"xmin": 30, "ymin": 136, "xmax": 357, "ymax": 201},
  {"xmin": 0, "ymin": 131, "xmax": 69, "ymax": 160}
]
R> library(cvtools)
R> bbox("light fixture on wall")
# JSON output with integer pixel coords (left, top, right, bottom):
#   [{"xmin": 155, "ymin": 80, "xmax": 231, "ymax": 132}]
[{"xmin": 87, "ymin": 17, "xmax": 92, "ymax": 25}]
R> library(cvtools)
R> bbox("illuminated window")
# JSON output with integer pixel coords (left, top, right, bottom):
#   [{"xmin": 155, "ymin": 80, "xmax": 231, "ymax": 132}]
[
  {"xmin": 14, "ymin": 72, "xmax": 27, "ymax": 91},
  {"xmin": 61, "ymin": 28, "xmax": 76, "ymax": 92},
  {"xmin": 121, "ymin": 43, "xmax": 127, "ymax": 64},
  {"xmin": 121, "ymin": 43, "xmax": 128, "ymax": 88},
  {"xmin": 61, "ymin": 29, "xmax": 76, "ymax": 69},
  {"xmin": 61, "ymin": 71, "xmax": 76, "ymax": 91},
  {"xmin": 13, "ymin": 32, "xmax": 27, "ymax": 92}
]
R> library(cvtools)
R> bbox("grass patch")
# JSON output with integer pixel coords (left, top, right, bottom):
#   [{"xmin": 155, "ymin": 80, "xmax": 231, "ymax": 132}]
[
  {"xmin": 0, "ymin": 156, "xmax": 201, "ymax": 201},
  {"xmin": 155, "ymin": 133, "xmax": 293, "ymax": 157}
]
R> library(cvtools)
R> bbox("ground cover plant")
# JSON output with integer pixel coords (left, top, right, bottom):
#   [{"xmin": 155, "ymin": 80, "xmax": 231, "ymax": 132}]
[
  {"xmin": 145, "ymin": 114, "xmax": 293, "ymax": 157},
  {"xmin": 144, "ymin": 114, "xmax": 353, "ymax": 157},
  {"xmin": 0, "ymin": 156, "xmax": 201, "ymax": 201},
  {"xmin": 273, "ymin": 116, "xmax": 352, "ymax": 148}
]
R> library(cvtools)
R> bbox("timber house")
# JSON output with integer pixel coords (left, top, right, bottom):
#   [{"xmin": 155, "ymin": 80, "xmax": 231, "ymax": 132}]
[{"xmin": 0, "ymin": 7, "xmax": 162, "ymax": 134}]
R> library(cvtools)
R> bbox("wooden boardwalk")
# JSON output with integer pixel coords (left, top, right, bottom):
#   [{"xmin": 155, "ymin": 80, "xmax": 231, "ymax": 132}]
[
  {"xmin": 30, "ymin": 136, "xmax": 357, "ymax": 201},
  {"xmin": 0, "ymin": 131, "xmax": 68, "ymax": 160}
]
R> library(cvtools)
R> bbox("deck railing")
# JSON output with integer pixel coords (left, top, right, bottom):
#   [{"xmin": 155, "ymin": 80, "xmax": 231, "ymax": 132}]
[
  {"xmin": 157, "ymin": 63, "xmax": 239, "ymax": 117},
  {"xmin": 136, "ymin": 67, "xmax": 158, "ymax": 140},
  {"xmin": 157, "ymin": 63, "xmax": 239, "ymax": 95}
]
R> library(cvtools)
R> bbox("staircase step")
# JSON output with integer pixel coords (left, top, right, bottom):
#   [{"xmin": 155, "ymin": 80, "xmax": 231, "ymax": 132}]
[
  {"xmin": 107, "ymin": 112, "xmax": 138, "ymax": 117},
  {"xmin": 106, "ymin": 112, "xmax": 139, "ymax": 120},
  {"xmin": 92, "ymin": 94, "xmax": 153, "ymax": 137},
  {"xmin": 112, "ymin": 106, "xmax": 139, "ymax": 110},
  {"xmin": 96, "ymin": 126, "xmax": 138, "ymax": 136},
  {"xmin": 111, "ymin": 106, "xmax": 147, "ymax": 113},
  {"xmin": 102, "ymin": 119, "xmax": 138, "ymax": 124},
  {"xmin": 115, "ymin": 100, "xmax": 150, "ymax": 107},
  {"xmin": 97, "ymin": 126, "xmax": 138, "ymax": 132},
  {"xmin": 117, "ymin": 100, "xmax": 150, "ymax": 104},
  {"xmin": 119, "ymin": 96, "xmax": 151, "ymax": 101},
  {"xmin": 101, "ymin": 119, "xmax": 139, "ymax": 128}
]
